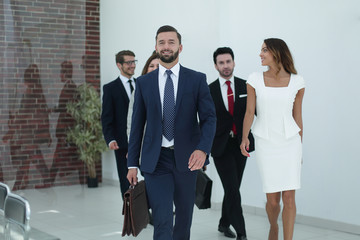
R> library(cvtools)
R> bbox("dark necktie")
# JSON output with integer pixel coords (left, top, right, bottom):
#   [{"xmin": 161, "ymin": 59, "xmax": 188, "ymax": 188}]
[
  {"xmin": 128, "ymin": 79, "xmax": 134, "ymax": 93},
  {"xmin": 162, "ymin": 70, "xmax": 175, "ymax": 141},
  {"xmin": 225, "ymin": 80, "xmax": 237, "ymax": 135}
]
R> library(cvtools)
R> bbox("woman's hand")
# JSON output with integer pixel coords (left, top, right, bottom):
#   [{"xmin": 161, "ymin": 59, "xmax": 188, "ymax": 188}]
[{"xmin": 240, "ymin": 138, "xmax": 250, "ymax": 157}]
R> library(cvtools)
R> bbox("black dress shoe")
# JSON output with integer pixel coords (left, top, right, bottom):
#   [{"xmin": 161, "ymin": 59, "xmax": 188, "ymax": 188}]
[
  {"xmin": 237, "ymin": 236, "xmax": 247, "ymax": 240},
  {"xmin": 218, "ymin": 225, "xmax": 236, "ymax": 238}
]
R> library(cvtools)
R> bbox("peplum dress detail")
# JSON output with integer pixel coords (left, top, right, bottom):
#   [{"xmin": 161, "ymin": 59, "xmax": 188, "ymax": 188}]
[{"xmin": 247, "ymin": 72, "xmax": 305, "ymax": 193}]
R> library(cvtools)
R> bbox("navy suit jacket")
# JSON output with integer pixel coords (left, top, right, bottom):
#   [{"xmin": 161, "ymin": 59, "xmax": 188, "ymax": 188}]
[
  {"xmin": 101, "ymin": 77, "xmax": 130, "ymax": 149},
  {"xmin": 128, "ymin": 66, "xmax": 216, "ymax": 173}
]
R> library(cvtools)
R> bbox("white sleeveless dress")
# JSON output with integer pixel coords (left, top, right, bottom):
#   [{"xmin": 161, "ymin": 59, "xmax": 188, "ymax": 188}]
[{"xmin": 247, "ymin": 72, "xmax": 305, "ymax": 193}]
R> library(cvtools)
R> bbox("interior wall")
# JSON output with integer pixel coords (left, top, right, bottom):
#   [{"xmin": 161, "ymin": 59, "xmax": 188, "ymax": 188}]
[
  {"xmin": 1, "ymin": 0, "xmax": 100, "ymax": 190},
  {"xmin": 100, "ymin": 0, "xmax": 360, "ymax": 228}
]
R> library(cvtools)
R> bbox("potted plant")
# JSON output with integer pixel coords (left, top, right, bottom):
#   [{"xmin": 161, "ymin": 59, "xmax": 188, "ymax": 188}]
[{"xmin": 66, "ymin": 83, "xmax": 107, "ymax": 187}]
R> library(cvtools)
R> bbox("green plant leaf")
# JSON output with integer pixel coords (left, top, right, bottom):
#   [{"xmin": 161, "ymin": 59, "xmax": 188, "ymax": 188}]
[{"xmin": 66, "ymin": 83, "xmax": 108, "ymax": 178}]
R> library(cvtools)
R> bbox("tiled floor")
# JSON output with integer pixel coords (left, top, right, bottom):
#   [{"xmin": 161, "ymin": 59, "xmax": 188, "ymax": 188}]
[{"xmin": 13, "ymin": 183, "xmax": 360, "ymax": 240}]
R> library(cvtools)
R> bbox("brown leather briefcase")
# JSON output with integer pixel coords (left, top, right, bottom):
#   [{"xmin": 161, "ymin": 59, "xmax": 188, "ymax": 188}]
[{"xmin": 122, "ymin": 180, "xmax": 149, "ymax": 237}]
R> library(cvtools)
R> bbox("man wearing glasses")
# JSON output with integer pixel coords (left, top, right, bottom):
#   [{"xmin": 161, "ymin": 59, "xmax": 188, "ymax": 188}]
[{"xmin": 101, "ymin": 50, "xmax": 137, "ymax": 198}]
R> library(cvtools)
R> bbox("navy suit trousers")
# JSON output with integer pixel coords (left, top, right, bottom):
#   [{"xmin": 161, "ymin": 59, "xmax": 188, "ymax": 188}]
[{"xmin": 144, "ymin": 147, "xmax": 197, "ymax": 240}]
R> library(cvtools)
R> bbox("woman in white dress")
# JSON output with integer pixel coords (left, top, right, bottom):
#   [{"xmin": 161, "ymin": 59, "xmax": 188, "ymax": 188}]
[{"xmin": 240, "ymin": 38, "xmax": 305, "ymax": 240}]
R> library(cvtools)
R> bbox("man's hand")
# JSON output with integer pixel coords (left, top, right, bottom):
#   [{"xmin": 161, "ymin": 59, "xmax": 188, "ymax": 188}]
[
  {"xmin": 109, "ymin": 141, "xmax": 119, "ymax": 150},
  {"xmin": 127, "ymin": 168, "xmax": 138, "ymax": 186},
  {"xmin": 188, "ymin": 150, "xmax": 206, "ymax": 171}
]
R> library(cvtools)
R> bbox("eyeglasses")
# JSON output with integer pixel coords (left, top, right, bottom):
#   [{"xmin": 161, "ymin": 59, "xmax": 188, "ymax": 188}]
[{"xmin": 122, "ymin": 60, "xmax": 138, "ymax": 66}]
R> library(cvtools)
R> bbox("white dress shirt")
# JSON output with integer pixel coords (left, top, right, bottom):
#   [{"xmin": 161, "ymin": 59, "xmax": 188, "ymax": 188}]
[
  {"xmin": 119, "ymin": 73, "xmax": 135, "ymax": 99},
  {"xmin": 158, "ymin": 63, "xmax": 180, "ymax": 147}
]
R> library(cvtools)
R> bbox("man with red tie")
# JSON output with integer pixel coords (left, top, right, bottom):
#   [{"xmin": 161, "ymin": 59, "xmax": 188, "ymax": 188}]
[{"xmin": 209, "ymin": 47, "xmax": 255, "ymax": 240}]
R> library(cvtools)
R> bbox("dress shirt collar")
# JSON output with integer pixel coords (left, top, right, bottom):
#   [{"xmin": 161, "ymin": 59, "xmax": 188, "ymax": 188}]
[
  {"xmin": 219, "ymin": 75, "xmax": 234, "ymax": 87},
  {"xmin": 119, "ymin": 73, "xmax": 134, "ymax": 84},
  {"xmin": 159, "ymin": 62, "xmax": 180, "ymax": 78}
]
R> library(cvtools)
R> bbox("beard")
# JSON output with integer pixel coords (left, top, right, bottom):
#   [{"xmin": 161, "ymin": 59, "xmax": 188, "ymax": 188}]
[
  {"xmin": 121, "ymin": 66, "xmax": 134, "ymax": 78},
  {"xmin": 220, "ymin": 68, "xmax": 234, "ymax": 79},
  {"xmin": 159, "ymin": 49, "xmax": 179, "ymax": 63}
]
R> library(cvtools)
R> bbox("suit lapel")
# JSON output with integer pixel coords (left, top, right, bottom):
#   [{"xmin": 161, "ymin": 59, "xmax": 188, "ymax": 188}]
[
  {"xmin": 234, "ymin": 77, "xmax": 241, "ymax": 104},
  {"xmin": 116, "ymin": 77, "xmax": 130, "ymax": 102},
  {"xmin": 234, "ymin": 77, "xmax": 246, "ymax": 103},
  {"xmin": 175, "ymin": 65, "xmax": 186, "ymax": 116},
  {"xmin": 150, "ymin": 69, "xmax": 162, "ymax": 115},
  {"xmin": 234, "ymin": 77, "xmax": 246, "ymax": 112}
]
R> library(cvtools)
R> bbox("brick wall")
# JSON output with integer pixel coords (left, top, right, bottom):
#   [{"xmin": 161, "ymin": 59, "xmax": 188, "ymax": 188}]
[{"xmin": 0, "ymin": 0, "xmax": 101, "ymax": 190}]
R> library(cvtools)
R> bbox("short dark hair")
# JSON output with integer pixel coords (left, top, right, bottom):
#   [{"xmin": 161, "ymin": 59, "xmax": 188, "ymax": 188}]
[
  {"xmin": 156, "ymin": 25, "xmax": 182, "ymax": 44},
  {"xmin": 116, "ymin": 50, "xmax": 135, "ymax": 64},
  {"xmin": 213, "ymin": 47, "xmax": 234, "ymax": 64}
]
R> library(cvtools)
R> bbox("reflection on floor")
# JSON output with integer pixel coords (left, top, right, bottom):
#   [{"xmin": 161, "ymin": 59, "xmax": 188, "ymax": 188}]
[{"xmin": 13, "ymin": 184, "xmax": 360, "ymax": 240}]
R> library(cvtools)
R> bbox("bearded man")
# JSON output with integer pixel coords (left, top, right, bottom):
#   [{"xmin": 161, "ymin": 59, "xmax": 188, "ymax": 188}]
[{"xmin": 127, "ymin": 25, "xmax": 216, "ymax": 240}]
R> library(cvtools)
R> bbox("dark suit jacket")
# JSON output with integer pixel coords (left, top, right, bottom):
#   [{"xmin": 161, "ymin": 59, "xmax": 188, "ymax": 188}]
[
  {"xmin": 127, "ymin": 66, "xmax": 217, "ymax": 173},
  {"xmin": 101, "ymin": 77, "xmax": 131, "ymax": 149},
  {"xmin": 209, "ymin": 77, "xmax": 254, "ymax": 158}
]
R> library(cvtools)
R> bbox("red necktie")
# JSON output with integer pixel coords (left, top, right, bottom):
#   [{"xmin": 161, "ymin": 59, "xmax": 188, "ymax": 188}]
[{"xmin": 225, "ymin": 80, "xmax": 237, "ymax": 135}]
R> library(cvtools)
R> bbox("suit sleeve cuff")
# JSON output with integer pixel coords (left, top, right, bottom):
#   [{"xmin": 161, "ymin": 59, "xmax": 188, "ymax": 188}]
[
  {"xmin": 108, "ymin": 140, "xmax": 116, "ymax": 147},
  {"xmin": 197, "ymin": 149, "xmax": 208, "ymax": 156},
  {"xmin": 128, "ymin": 166, "xmax": 138, "ymax": 169}
]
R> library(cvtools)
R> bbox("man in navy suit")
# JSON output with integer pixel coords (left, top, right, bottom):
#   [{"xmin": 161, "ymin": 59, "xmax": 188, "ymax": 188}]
[
  {"xmin": 209, "ymin": 47, "xmax": 254, "ymax": 240},
  {"xmin": 101, "ymin": 50, "xmax": 137, "ymax": 198},
  {"xmin": 127, "ymin": 25, "xmax": 216, "ymax": 240}
]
